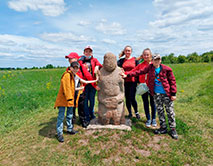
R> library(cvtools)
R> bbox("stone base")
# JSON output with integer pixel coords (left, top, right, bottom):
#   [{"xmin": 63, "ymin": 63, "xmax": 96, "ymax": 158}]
[{"xmin": 86, "ymin": 118, "xmax": 132, "ymax": 131}]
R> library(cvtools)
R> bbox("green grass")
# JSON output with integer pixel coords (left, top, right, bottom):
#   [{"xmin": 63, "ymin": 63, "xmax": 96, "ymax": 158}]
[{"xmin": 0, "ymin": 63, "xmax": 212, "ymax": 166}]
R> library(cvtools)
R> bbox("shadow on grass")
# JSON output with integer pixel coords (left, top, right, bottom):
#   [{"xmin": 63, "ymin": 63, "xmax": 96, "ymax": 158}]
[
  {"xmin": 130, "ymin": 117, "xmax": 154, "ymax": 133},
  {"xmin": 38, "ymin": 117, "xmax": 57, "ymax": 138}
]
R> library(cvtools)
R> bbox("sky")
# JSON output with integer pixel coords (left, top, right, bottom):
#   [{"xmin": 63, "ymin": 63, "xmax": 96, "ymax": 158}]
[{"xmin": 0, "ymin": 0, "xmax": 213, "ymax": 68}]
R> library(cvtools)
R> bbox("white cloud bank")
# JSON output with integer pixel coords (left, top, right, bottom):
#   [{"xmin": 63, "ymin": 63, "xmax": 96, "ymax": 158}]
[{"xmin": 8, "ymin": 0, "xmax": 66, "ymax": 16}]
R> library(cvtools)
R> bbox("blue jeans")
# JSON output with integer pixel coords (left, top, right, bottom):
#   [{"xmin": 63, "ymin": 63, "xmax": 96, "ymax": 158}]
[
  {"xmin": 56, "ymin": 107, "xmax": 73, "ymax": 136},
  {"xmin": 84, "ymin": 84, "xmax": 96, "ymax": 122},
  {"xmin": 142, "ymin": 92, "xmax": 156, "ymax": 120}
]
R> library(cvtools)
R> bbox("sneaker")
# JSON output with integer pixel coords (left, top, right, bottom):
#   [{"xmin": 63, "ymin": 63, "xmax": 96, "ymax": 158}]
[
  {"xmin": 128, "ymin": 114, "xmax": 132, "ymax": 119},
  {"xmin": 169, "ymin": 128, "xmax": 178, "ymax": 139},
  {"xmin": 57, "ymin": 135, "xmax": 64, "ymax": 143},
  {"xmin": 145, "ymin": 120, "xmax": 151, "ymax": 127},
  {"xmin": 67, "ymin": 130, "xmax": 79, "ymax": 135},
  {"xmin": 90, "ymin": 115, "xmax": 96, "ymax": 120},
  {"xmin": 135, "ymin": 113, "xmax": 141, "ymax": 119},
  {"xmin": 151, "ymin": 119, "xmax": 157, "ymax": 127},
  {"xmin": 154, "ymin": 127, "xmax": 167, "ymax": 134}
]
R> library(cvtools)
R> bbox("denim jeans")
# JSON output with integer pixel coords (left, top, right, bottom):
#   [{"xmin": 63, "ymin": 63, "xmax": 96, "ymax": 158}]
[
  {"xmin": 56, "ymin": 107, "xmax": 73, "ymax": 136},
  {"xmin": 84, "ymin": 84, "xmax": 96, "ymax": 122},
  {"xmin": 142, "ymin": 92, "xmax": 156, "ymax": 120}
]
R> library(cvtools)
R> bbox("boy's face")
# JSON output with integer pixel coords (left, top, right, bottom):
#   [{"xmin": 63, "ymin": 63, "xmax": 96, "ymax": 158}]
[
  {"xmin": 70, "ymin": 66, "xmax": 79, "ymax": 74},
  {"xmin": 84, "ymin": 49, "xmax": 93, "ymax": 58},
  {"xmin": 68, "ymin": 58, "xmax": 77, "ymax": 64},
  {"xmin": 152, "ymin": 58, "xmax": 161, "ymax": 68}
]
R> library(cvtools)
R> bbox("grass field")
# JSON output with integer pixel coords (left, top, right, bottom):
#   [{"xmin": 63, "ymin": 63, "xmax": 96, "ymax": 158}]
[{"xmin": 0, "ymin": 63, "xmax": 212, "ymax": 166}]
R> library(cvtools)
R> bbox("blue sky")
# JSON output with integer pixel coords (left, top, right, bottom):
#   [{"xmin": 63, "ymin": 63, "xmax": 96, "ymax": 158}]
[{"xmin": 0, "ymin": 0, "xmax": 213, "ymax": 68}]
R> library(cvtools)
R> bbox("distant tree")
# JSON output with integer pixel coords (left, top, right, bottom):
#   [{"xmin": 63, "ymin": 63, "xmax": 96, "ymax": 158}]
[
  {"xmin": 177, "ymin": 55, "xmax": 186, "ymax": 63},
  {"xmin": 45, "ymin": 64, "xmax": 54, "ymax": 69},
  {"xmin": 24, "ymin": 67, "xmax": 28, "ymax": 70},
  {"xmin": 16, "ymin": 67, "xmax": 22, "ymax": 70},
  {"xmin": 168, "ymin": 53, "xmax": 178, "ymax": 64},
  {"xmin": 201, "ymin": 51, "xmax": 213, "ymax": 62},
  {"xmin": 187, "ymin": 52, "xmax": 201, "ymax": 62}
]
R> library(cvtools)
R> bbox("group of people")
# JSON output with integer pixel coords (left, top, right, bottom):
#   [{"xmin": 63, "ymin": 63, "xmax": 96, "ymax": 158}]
[{"xmin": 54, "ymin": 45, "xmax": 178, "ymax": 143}]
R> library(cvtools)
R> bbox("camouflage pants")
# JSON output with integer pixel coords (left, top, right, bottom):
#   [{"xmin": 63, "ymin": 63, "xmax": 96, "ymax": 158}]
[{"xmin": 154, "ymin": 93, "xmax": 176, "ymax": 129}]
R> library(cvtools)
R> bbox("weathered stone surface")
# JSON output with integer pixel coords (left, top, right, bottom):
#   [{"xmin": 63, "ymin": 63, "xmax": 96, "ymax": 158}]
[
  {"xmin": 97, "ymin": 52, "xmax": 125, "ymax": 125},
  {"xmin": 87, "ymin": 118, "xmax": 132, "ymax": 131}
]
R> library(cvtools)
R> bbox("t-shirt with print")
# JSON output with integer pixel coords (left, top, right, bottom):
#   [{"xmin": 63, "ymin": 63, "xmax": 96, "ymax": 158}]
[{"xmin": 154, "ymin": 67, "xmax": 166, "ymax": 94}]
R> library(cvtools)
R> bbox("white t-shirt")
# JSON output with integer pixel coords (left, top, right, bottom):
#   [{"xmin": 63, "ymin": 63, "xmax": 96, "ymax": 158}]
[{"xmin": 74, "ymin": 74, "xmax": 81, "ymax": 89}]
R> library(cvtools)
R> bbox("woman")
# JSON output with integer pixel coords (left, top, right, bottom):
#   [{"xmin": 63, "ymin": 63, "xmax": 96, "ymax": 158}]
[
  {"xmin": 131, "ymin": 48, "xmax": 157, "ymax": 127},
  {"xmin": 117, "ymin": 46, "xmax": 140, "ymax": 119}
]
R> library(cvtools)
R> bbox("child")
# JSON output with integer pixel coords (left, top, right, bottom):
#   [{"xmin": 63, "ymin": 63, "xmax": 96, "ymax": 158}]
[
  {"xmin": 130, "ymin": 48, "xmax": 156, "ymax": 127},
  {"xmin": 121, "ymin": 53, "xmax": 178, "ymax": 139},
  {"xmin": 54, "ymin": 58, "xmax": 98, "ymax": 142},
  {"xmin": 78, "ymin": 46, "xmax": 102, "ymax": 124},
  {"xmin": 117, "ymin": 45, "xmax": 140, "ymax": 119}
]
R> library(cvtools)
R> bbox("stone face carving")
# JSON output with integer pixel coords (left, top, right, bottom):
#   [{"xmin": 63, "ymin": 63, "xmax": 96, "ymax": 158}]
[{"xmin": 97, "ymin": 52, "xmax": 125, "ymax": 125}]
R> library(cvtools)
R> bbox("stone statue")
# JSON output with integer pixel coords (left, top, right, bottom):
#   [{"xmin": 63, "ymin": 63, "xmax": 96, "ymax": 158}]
[{"xmin": 97, "ymin": 52, "xmax": 125, "ymax": 125}]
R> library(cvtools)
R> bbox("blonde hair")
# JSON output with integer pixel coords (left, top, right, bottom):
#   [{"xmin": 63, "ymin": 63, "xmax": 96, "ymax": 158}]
[
  {"xmin": 136, "ymin": 48, "xmax": 152, "ymax": 61},
  {"xmin": 119, "ymin": 45, "xmax": 132, "ymax": 58}
]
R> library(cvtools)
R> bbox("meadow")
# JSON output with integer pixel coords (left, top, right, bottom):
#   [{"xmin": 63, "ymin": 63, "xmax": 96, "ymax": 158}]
[{"xmin": 0, "ymin": 63, "xmax": 212, "ymax": 166}]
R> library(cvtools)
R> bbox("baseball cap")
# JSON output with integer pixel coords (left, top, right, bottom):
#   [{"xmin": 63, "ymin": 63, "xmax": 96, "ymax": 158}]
[
  {"xmin": 70, "ymin": 61, "xmax": 80, "ymax": 68},
  {"xmin": 84, "ymin": 46, "xmax": 93, "ymax": 52},
  {"xmin": 65, "ymin": 52, "xmax": 80, "ymax": 59},
  {"xmin": 152, "ymin": 53, "xmax": 161, "ymax": 60}
]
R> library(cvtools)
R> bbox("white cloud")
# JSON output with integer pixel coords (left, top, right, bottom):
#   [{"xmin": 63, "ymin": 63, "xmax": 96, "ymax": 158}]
[
  {"xmin": 40, "ymin": 32, "xmax": 96, "ymax": 43},
  {"xmin": 78, "ymin": 21, "xmax": 90, "ymax": 26},
  {"xmin": 151, "ymin": 0, "xmax": 213, "ymax": 28},
  {"xmin": 96, "ymin": 21, "xmax": 126, "ymax": 35},
  {"xmin": 132, "ymin": 0, "xmax": 213, "ymax": 56},
  {"xmin": 8, "ymin": 0, "xmax": 66, "ymax": 16},
  {"xmin": 102, "ymin": 39, "xmax": 116, "ymax": 44}
]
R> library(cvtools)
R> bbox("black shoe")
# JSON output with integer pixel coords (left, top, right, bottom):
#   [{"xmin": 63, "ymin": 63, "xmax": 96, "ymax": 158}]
[
  {"xmin": 128, "ymin": 114, "xmax": 132, "ymax": 119},
  {"xmin": 90, "ymin": 115, "xmax": 96, "ymax": 120},
  {"xmin": 154, "ymin": 127, "xmax": 167, "ymax": 134},
  {"xmin": 135, "ymin": 113, "xmax": 140, "ymax": 120},
  {"xmin": 57, "ymin": 135, "xmax": 64, "ymax": 142},
  {"xmin": 82, "ymin": 121, "xmax": 89, "ymax": 128},
  {"xmin": 169, "ymin": 128, "xmax": 178, "ymax": 139},
  {"xmin": 67, "ymin": 130, "xmax": 79, "ymax": 135}
]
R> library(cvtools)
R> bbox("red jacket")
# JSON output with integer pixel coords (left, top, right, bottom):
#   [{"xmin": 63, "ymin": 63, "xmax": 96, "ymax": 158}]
[
  {"xmin": 127, "ymin": 64, "xmax": 177, "ymax": 98},
  {"xmin": 130, "ymin": 61, "xmax": 150, "ymax": 84},
  {"xmin": 78, "ymin": 56, "xmax": 102, "ymax": 89}
]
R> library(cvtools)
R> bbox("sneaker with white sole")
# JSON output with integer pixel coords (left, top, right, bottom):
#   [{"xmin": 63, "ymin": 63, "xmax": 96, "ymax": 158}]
[
  {"xmin": 145, "ymin": 120, "xmax": 151, "ymax": 127},
  {"xmin": 151, "ymin": 119, "xmax": 157, "ymax": 127}
]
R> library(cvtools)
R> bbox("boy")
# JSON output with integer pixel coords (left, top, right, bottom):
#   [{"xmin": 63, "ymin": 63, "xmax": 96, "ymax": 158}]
[
  {"xmin": 54, "ymin": 61, "xmax": 80, "ymax": 142},
  {"xmin": 78, "ymin": 46, "xmax": 102, "ymax": 124},
  {"xmin": 121, "ymin": 53, "xmax": 178, "ymax": 139},
  {"xmin": 54, "ymin": 56, "xmax": 98, "ymax": 142}
]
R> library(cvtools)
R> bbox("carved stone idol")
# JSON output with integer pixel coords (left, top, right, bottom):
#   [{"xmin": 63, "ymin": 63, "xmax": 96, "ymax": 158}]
[{"xmin": 97, "ymin": 52, "xmax": 125, "ymax": 125}]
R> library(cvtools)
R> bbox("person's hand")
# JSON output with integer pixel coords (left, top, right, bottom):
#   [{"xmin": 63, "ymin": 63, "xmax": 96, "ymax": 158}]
[
  {"xmin": 120, "ymin": 72, "xmax": 127, "ymax": 78},
  {"xmin": 171, "ymin": 96, "xmax": 176, "ymax": 101},
  {"xmin": 95, "ymin": 86, "xmax": 100, "ymax": 91},
  {"xmin": 94, "ymin": 66, "xmax": 99, "ymax": 74}
]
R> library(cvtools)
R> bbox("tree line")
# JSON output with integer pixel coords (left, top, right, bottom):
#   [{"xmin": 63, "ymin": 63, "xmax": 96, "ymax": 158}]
[
  {"xmin": 1, "ymin": 51, "xmax": 212, "ymax": 70},
  {"xmin": 161, "ymin": 51, "xmax": 213, "ymax": 64}
]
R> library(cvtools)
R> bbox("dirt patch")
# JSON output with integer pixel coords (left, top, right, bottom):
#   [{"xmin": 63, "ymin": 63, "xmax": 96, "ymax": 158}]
[{"xmin": 135, "ymin": 149, "xmax": 151, "ymax": 157}]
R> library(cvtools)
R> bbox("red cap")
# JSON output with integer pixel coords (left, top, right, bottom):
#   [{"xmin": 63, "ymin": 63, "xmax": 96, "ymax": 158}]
[
  {"xmin": 84, "ymin": 46, "xmax": 93, "ymax": 52},
  {"xmin": 65, "ymin": 52, "xmax": 80, "ymax": 59}
]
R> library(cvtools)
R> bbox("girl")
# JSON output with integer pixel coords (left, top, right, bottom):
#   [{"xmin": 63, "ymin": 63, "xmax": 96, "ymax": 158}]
[{"xmin": 117, "ymin": 46, "xmax": 140, "ymax": 119}]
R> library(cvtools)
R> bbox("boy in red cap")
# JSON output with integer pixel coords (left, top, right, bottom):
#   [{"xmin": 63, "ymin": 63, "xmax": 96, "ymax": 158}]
[{"xmin": 78, "ymin": 46, "xmax": 102, "ymax": 125}]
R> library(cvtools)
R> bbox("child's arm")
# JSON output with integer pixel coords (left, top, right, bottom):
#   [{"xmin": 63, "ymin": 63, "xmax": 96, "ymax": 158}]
[
  {"xmin": 79, "ymin": 74, "xmax": 99, "ymax": 84},
  {"xmin": 75, "ymin": 86, "xmax": 84, "ymax": 91}
]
